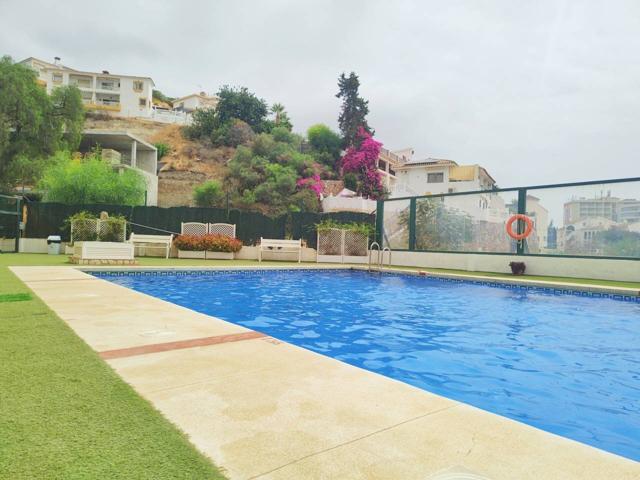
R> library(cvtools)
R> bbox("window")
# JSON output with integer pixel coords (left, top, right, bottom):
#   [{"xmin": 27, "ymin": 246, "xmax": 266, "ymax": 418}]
[
  {"xmin": 427, "ymin": 172, "xmax": 444, "ymax": 183},
  {"xmin": 52, "ymin": 73, "xmax": 63, "ymax": 83},
  {"xmin": 139, "ymin": 98, "xmax": 147, "ymax": 107},
  {"xmin": 133, "ymin": 80, "xmax": 144, "ymax": 92}
]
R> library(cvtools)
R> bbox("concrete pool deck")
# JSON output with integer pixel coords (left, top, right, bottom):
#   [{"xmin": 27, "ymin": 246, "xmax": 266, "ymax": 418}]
[{"xmin": 11, "ymin": 266, "xmax": 640, "ymax": 480}]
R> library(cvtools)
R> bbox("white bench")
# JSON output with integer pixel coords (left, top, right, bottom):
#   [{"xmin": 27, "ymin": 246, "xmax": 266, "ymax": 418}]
[
  {"xmin": 129, "ymin": 233, "xmax": 173, "ymax": 259},
  {"xmin": 258, "ymin": 238, "xmax": 302, "ymax": 263}
]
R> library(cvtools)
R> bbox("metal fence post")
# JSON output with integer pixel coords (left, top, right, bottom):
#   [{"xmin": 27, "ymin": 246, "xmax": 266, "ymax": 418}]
[
  {"xmin": 409, "ymin": 198, "xmax": 416, "ymax": 251},
  {"xmin": 15, "ymin": 197, "xmax": 21, "ymax": 253},
  {"xmin": 375, "ymin": 200, "xmax": 384, "ymax": 246},
  {"xmin": 516, "ymin": 188, "xmax": 527, "ymax": 255}
]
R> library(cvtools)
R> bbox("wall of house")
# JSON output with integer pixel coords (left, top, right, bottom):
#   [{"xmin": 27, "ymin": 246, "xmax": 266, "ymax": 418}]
[
  {"xmin": 38, "ymin": 67, "xmax": 153, "ymax": 119},
  {"xmin": 322, "ymin": 196, "xmax": 377, "ymax": 213},
  {"xmin": 386, "ymin": 250, "xmax": 640, "ymax": 282},
  {"xmin": 118, "ymin": 77, "xmax": 153, "ymax": 118}
]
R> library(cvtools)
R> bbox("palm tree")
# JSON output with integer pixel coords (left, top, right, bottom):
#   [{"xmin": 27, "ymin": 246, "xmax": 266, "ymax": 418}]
[{"xmin": 271, "ymin": 103, "xmax": 285, "ymax": 125}]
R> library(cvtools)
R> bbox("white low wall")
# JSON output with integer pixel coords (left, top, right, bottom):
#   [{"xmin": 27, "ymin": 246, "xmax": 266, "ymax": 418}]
[
  {"xmin": 388, "ymin": 251, "xmax": 640, "ymax": 283},
  {"xmin": 236, "ymin": 246, "xmax": 317, "ymax": 262}
]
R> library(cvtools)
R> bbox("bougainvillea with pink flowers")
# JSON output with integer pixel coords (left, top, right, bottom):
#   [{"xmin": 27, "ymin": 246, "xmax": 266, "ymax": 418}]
[
  {"xmin": 340, "ymin": 127, "xmax": 384, "ymax": 199},
  {"xmin": 296, "ymin": 174, "xmax": 324, "ymax": 198}
]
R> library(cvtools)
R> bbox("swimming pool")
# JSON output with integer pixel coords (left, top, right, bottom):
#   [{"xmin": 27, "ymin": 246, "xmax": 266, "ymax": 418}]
[{"xmin": 96, "ymin": 269, "xmax": 640, "ymax": 461}]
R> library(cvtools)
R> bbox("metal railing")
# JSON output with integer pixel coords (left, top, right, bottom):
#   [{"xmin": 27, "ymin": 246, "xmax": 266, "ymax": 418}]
[{"xmin": 376, "ymin": 177, "xmax": 640, "ymax": 260}]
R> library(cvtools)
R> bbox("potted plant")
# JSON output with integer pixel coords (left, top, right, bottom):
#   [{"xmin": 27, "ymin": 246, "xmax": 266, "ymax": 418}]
[
  {"xmin": 205, "ymin": 234, "xmax": 243, "ymax": 260},
  {"xmin": 174, "ymin": 234, "xmax": 206, "ymax": 259}
]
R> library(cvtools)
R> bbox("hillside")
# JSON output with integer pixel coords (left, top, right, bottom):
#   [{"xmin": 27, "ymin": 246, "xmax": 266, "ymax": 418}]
[{"xmin": 84, "ymin": 116, "xmax": 233, "ymax": 207}]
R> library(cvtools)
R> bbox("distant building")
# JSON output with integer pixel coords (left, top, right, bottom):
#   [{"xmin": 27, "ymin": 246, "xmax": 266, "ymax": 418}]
[
  {"xmin": 558, "ymin": 216, "xmax": 618, "ymax": 255},
  {"xmin": 563, "ymin": 194, "xmax": 640, "ymax": 225},
  {"xmin": 391, "ymin": 157, "xmax": 497, "ymax": 198},
  {"xmin": 619, "ymin": 198, "xmax": 640, "ymax": 223},
  {"xmin": 20, "ymin": 57, "xmax": 154, "ymax": 119},
  {"xmin": 376, "ymin": 147, "xmax": 414, "ymax": 193},
  {"xmin": 80, "ymin": 130, "xmax": 158, "ymax": 206},
  {"xmin": 172, "ymin": 92, "xmax": 219, "ymax": 113}
]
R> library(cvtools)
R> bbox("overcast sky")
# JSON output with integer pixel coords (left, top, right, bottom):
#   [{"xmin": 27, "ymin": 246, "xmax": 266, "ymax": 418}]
[{"xmin": 1, "ymin": 0, "xmax": 639, "ymax": 188}]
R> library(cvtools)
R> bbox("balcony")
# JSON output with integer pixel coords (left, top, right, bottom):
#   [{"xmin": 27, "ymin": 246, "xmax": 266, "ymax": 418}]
[
  {"xmin": 85, "ymin": 93, "xmax": 121, "ymax": 112},
  {"xmin": 97, "ymin": 77, "xmax": 120, "ymax": 92},
  {"xmin": 69, "ymin": 74, "xmax": 93, "ymax": 89}
]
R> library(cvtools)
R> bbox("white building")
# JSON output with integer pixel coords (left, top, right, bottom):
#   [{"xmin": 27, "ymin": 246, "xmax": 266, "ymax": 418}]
[
  {"xmin": 80, "ymin": 130, "xmax": 159, "ymax": 206},
  {"xmin": 392, "ymin": 158, "xmax": 497, "ymax": 198},
  {"xmin": 172, "ymin": 92, "xmax": 220, "ymax": 113},
  {"xmin": 20, "ymin": 57, "xmax": 154, "ymax": 119}
]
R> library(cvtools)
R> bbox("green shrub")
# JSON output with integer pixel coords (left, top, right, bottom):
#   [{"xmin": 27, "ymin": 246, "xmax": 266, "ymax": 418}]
[
  {"xmin": 39, "ymin": 152, "xmax": 146, "ymax": 205},
  {"xmin": 316, "ymin": 219, "xmax": 374, "ymax": 237},
  {"xmin": 343, "ymin": 172, "xmax": 358, "ymax": 191},
  {"xmin": 154, "ymin": 143, "xmax": 171, "ymax": 159},
  {"xmin": 193, "ymin": 180, "xmax": 224, "ymax": 207},
  {"xmin": 99, "ymin": 214, "xmax": 127, "ymax": 242}
]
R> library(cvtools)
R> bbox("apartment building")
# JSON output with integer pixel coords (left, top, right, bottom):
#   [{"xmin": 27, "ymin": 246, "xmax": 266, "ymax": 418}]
[
  {"xmin": 563, "ymin": 194, "xmax": 640, "ymax": 224},
  {"xmin": 391, "ymin": 157, "xmax": 497, "ymax": 197},
  {"xmin": 20, "ymin": 57, "xmax": 154, "ymax": 118},
  {"xmin": 172, "ymin": 92, "xmax": 220, "ymax": 113}
]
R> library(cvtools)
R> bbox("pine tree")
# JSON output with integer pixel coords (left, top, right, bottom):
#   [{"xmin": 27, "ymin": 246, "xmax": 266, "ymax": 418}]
[{"xmin": 336, "ymin": 72, "xmax": 373, "ymax": 147}]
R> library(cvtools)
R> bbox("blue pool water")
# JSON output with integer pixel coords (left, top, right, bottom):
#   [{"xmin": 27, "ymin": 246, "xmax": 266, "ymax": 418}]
[{"xmin": 97, "ymin": 270, "xmax": 640, "ymax": 460}]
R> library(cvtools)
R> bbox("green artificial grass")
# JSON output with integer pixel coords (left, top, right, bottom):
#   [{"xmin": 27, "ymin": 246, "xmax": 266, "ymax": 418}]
[
  {"xmin": 0, "ymin": 292, "xmax": 31, "ymax": 303},
  {"xmin": 0, "ymin": 264, "xmax": 227, "ymax": 479}
]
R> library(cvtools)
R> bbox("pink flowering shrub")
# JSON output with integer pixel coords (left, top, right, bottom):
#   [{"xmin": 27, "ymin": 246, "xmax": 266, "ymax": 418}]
[
  {"xmin": 296, "ymin": 174, "xmax": 324, "ymax": 198},
  {"xmin": 340, "ymin": 127, "xmax": 384, "ymax": 199}
]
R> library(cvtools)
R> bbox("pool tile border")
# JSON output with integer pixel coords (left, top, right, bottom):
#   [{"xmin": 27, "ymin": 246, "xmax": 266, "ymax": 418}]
[{"xmin": 90, "ymin": 267, "xmax": 640, "ymax": 303}]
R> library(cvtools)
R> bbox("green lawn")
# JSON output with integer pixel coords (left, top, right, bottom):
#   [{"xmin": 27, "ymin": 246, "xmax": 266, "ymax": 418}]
[{"xmin": 0, "ymin": 257, "xmax": 228, "ymax": 479}]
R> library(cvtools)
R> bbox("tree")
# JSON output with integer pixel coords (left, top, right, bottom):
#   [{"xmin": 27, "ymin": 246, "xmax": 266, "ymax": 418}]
[
  {"xmin": 270, "ymin": 103, "xmax": 293, "ymax": 131},
  {"xmin": 227, "ymin": 131, "xmax": 319, "ymax": 214},
  {"xmin": 215, "ymin": 85, "xmax": 269, "ymax": 131},
  {"xmin": 307, "ymin": 124, "xmax": 342, "ymax": 169},
  {"xmin": 0, "ymin": 56, "xmax": 84, "ymax": 188},
  {"xmin": 38, "ymin": 151, "xmax": 146, "ymax": 205},
  {"xmin": 50, "ymin": 85, "xmax": 85, "ymax": 150},
  {"xmin": 594, "ymin": 229, "xmax": 640, "ymax": 257},
  {"xmin": 193, "ymin": 180, "xmax": 224, "ymax": 207},
  {"xmin": 398, "ymin": 198, "xmax": 473, "ymax": 251},
  {"xmin": 184, "ymin": 107, "xmax": 217, "ymax": 139},
  {"xmin": 340, "ymin": 127, "xmax": 384, "ymax": 199},
  {"xmin": 211, "ymin": 119, "xmax": 255, "ymax": 147},
  {"xmin": 336, "ymin": 72, "xmax": 372, "ymax": 147}
]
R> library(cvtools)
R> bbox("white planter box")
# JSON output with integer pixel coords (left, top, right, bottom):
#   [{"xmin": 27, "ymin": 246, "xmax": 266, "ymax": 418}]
[
  {"xmin": 74, "ymin": 241, "xmax": 134, "ymax": 260},
  {"xmin": 206, "ymin": 251, "xmax": 234, "ymax": 260},
  {"xmin": 177, "ymin": 250, "xmax": 205, "ymax": 259}
]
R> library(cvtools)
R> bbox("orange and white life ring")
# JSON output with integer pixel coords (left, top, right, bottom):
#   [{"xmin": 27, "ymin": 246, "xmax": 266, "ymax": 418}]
[{"xmin": 506, "ymin": 214, "xmax": 533, "ymax": 241}]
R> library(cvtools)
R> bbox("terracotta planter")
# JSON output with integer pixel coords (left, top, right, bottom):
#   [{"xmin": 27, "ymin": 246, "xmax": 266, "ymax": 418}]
[
  {"xmin": 205, "ymin": 251, "xmax": 234, "ymax": 260},
  {"xmin": 177, "ymin": 250, "xmax": 205, "ymax": 259}
]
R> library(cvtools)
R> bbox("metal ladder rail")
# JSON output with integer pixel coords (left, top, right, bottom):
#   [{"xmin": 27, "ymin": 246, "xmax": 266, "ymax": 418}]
[
  {"xmin": 368, "ymin": 242, "xmax": 380, "ymax": 272},
  {"xmin": 379, "ymin": 247, "xmax": 391, "ymax": 270}
]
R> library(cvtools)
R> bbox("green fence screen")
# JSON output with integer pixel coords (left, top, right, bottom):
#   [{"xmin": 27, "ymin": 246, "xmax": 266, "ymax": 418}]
[{"xmin": 24, "ymin": 203, "xmax": 375, "ymax": 248}]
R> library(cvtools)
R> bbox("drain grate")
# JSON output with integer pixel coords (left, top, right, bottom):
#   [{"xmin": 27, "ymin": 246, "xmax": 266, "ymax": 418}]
[{"xmin": 0, "ymin": 293, "xmax": 32, "ymax": 303}]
